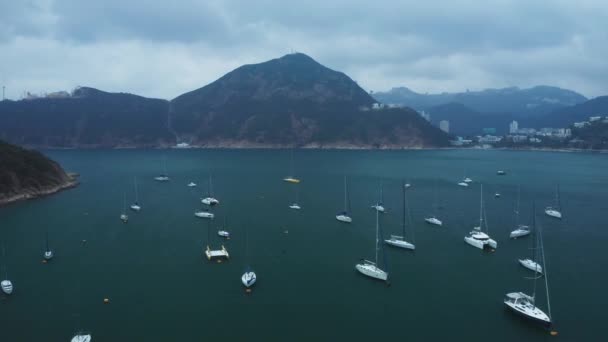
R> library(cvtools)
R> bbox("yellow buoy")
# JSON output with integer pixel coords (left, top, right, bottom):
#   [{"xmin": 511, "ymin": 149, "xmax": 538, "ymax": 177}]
[
  {"xmin": 103, "ymin": 298, "xmax": 110, "ymax": 304},
  {"xmin": 217, "ymin": 259, "xmax": 222, "ymax": 264},
  {"xmin": 550, "ymin": 331, "xmax": 558, "ymax": 336},
  {"xmin": 42, "ymin": 259, "xmax": 47, "ymax": 264}
]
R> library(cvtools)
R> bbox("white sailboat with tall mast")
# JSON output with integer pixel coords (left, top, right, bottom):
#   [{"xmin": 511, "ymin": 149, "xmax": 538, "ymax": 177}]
[
  {"xmin": 336, "ymin": 176, "xmax": 352, "ymax": 223},
  {"xmin": 289, "ymin": 185, "xmax": 301, "ymax": 210},
  {"xmin": 370, "ymin": 182, "xmax": 386, "ymax": 213},
  {"xmin": 130, "ymin": 176, "xmax": 141, "ymax": 211},
  {"xmin": 154, "ymin": 156, "xmax": 170, "ymax": 182},
  {"xmin": 71, "ymin": 334, "xmax": 92, "ymax": 342},
  {"xmin": 201, "ymin": 175, "xmax": 219, "ymax": 206},
  {"xmin": 505, "ymin": 204, "xmax": 553, "ymax": 328},
  {"xmin": 424, "ymin": 182, "xmax": 442, "ymax": 226},
  {"xmin": 356, "ymin": 210, "xmax": 388, "ymax": 281},
  {"xmin": 283, "ymin": 148, "xmax": 301, "ymax": 183},
  {"xmin": 464, "ymin": 184, "xmax": 497, "ymax": 250},
  {"xmin": 544, "ymin": 184, "xmax": 562, "ymax": 219},
  {"xmin": 120, "ymin": 192, "xmax": 128, "ymax": 223},
  {"xmin": 43, "ymin": 229, "xmax": 54, "ymax": 260},
  {"xmin": 518, "ymin": 219, "xmax": 543, "ymax": 274},
  {"xmin": 385, "ymin": 181, "xmax": 415, "ymax": 250},
  {"xmin": 510, "ymin": 186, "xmax": 530, "ymax": 238},
  {"xmin": 241, "ymin": 221, "xmax": 256, "ymax": 289},
  {"xmin": 1, "ymin": 243, "xmax": 13, "ymax": 295}
]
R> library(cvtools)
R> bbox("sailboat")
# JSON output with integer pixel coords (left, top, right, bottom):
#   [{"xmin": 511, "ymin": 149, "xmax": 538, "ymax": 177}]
[
  {"xmin": 458, "ymin": 180, "xmax": 469, "ymax": 187},
  {"xmin": 289, "ymin": 185, "xmax": 301, "ymax": 210},
  {"xmin": 283, "ymin": 149, "xmax": 301, "ymax": 183},
  {"xmin": 544, "ymin": 185, "xmax": 562, "ymax": 219},
  {"xmin": 356, "ymin": 210, "xmax": 388, "ymax": 281},
  {"xmin": 154, "ymin": 156, "xmax": 170, "ymax": 182},
  {"xmin": 385, "ymin": 181, "xmax": 415, "ymax": 250},
  {"xmin": 1, "ymin": 243, "xmax": 13, "ymax": 295},
  {"xmin": 464, "ymin": 184, "xmax": 497, "ymax": 250},
  {"xmin": 424, "ymin": 182, "xmax": 442, "ymax": 226},
  {"xmin": 504, "ymin": 204, "xmax": 553, "ymax": 328},
  {"xmin": 120, "ymin": 192, "xmax": 128, "ymax": 223},
  {"xmin": 130, "ymin": 176, "xmax": 141, "ymax": 211},
  {"xmin": 518, "ymin": 219, "xmax": 543, "ymax": 274},
  {"xmin": 241, "ymin": 221, "xmax": 257, "ymax": 289},
  {"xmin": 43, "ymin": 230, "xmax": 54, "ymax": 260},
  {"xmin": 204, "ymin": 219, "xmax": 229, "ymax": 260},
  {"xmin": 201, "ymin": 175, "xmax": 219, "ymax": 206},
  {"xmin": 187, "ymin": 182, "xmax": 197, "ymax": 187},
  {"xmin": 217, "ymin": 214, "xmax": 230, "ymax": 238},
  {"xmin": 336, "ymin": 176, "xmax": 352, "ymax": 223},
  {"xmin": 71, "ymin": 334, "xmax": 92, "ymax": 342},
  {"xmin": 370, "ymin": 182, "xmax": 386, "ymax": 213},
  {"xmin": 510, "ymin": 186, "xmax": 530, "ymax": 238}
]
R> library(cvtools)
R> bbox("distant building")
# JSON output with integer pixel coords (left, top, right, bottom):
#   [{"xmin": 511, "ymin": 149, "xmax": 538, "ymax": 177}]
[
  {"xmin": 482, "ymin": 128, "xmax": 496, "ymax": 135},
  {"xmin": 530, "ymin": 137, "xmax": 542, "ymax": 143},
  {"xmin": 574, "ymin": 122, "xmax": 589, "ymax": 128},
  {"xmin": 517, "ymin": 128, "xmax": 537, "ymax": 135},
  {"xmin": 439, "ymin": 120, "xmax": 450, "ymax": 133},
  {"xmin": 372, "ymin": 103, "xmax": 382, "ymax": 110},
  {"xmin": 478, "ymin": 135, "xmax": 502, "ymax": 144},
  {"xmin": 419, "ymin": 111, "xmax": 431, "ymax": 122},
  {"xmin": 509, "ymin": 121, "xmax": 519, "ymax": 134},
  {"xmin": 589, "ymin": 116, "xmax": 602, "ymax": 122}
]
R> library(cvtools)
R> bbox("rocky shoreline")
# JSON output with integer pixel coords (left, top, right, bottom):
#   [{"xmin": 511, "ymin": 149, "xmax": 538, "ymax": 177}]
[{"xmin": 0, "ymin": 173, "xmax": 80, "ymax": 207}]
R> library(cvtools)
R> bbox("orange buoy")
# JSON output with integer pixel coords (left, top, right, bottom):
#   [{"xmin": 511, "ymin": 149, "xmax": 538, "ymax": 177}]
[
  {"xmin": 550, "ymin": 331, "xmax": 558, "ymax": 336},
  {"xmin": 103, "ymin": 298, "xmax": 110, "ymax": 304},
  {"xmin": 217, "ymin": 259, "xmax": 222, "ymax": 264},
  {"xmin": 42, "ymin": 259, "xmax": 47, "ymax": 264}
]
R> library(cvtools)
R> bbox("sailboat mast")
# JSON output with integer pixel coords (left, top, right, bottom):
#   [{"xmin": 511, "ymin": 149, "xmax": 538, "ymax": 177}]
[
  {"xmin": 290, "ymin": 149, "xmax": 295, "ymax": 177},
  {"xmin": 343, "ymin": 176, "xmax": 348, "ymax": 212},
  {"xmin": 515, "ymin": 185, "xmax": 521, "ymax": 226},
  {"xmin": 402, "ymin": 181, "xmax": 406, "ymax": 237},
  {"xmin": 479, "ymin": 184, "xmax": 484, "ymax": 228},
  {"xmin": 531, "ymin": 203, "xmax": 538, "ymax": 302},
  {"xmin": 45, "ymin": 230, "xmax": 49, "ymax": 251},
  {"xmin": 375, "ymin": 209, "xmax": 379, "ymax": 265},
  {"xmin": 539, "ymin": 224, "xmax": 553, "ymax": 320},
  {"xmin": 209, "ymin": 175, "xmax": 213, "ymax": 196},
  {"xmin": 134, "ymin": 176, "xmax": 139, "ymax": 202},
  {"xmin": 556, "ymin": 184, "xmax": 561, "ymax": 211}
]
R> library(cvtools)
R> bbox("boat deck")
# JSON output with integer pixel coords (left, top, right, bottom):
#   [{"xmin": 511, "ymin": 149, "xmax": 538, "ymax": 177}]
[{"xmin": 205, "ymin": 245, "xmax": 230, "ymax": 260}]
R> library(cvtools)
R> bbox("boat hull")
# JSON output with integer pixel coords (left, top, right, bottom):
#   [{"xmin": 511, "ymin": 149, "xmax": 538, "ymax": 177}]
[
  {"xmin": 201, "ymin": 198, "xmax": 219, "ymax": 206},
  {"xmin": 242, "ymin": 272, "xmax": 257, "ymax": 287},
  {"xmin": 1, "ymin": 280, "xmax": 13, "ymax": 294},
  {"xmin": 194, "ymin": 212, "xmax": 214, "ymax": 219},
  {"xmin": 518, "ymin": 259, "xmax": 543, "ymax": 274},
  {"xmin": 464, "ymin": 236, "xmax": 497, "ymax": 250},
  {"xmin": 425, "ymin": 218, "xmax": 442, "ymax": 226},
  {"xmin": 336, "ymin": 215, "xmax": 352, "ymax": 223},
  {"xmin": 384, "ymin": 238, "xmax": 415, "ymax": 250},
  {"xmin": 510, "ymin": 228, "xmax": 530, "ymax": 239},
  {"xmin": 504, "ymin": 300, "xmax": 551, "ymax": 327},
  {"xmin": 71, "ymin": 334, "xmax": 92, "ymax": 342},
  {"xmin": 355, "ymin": 263, "xmax": 388, "ymax": 281},
  {"xmin": 544, "ymin": 209, "xmax": 562, "ymax": 219},
  {"xmin": 130, "ymin": 205, "xmax": 141, "ymax": 211}
]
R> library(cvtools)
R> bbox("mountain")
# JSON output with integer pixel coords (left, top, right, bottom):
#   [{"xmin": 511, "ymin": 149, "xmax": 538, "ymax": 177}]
[
  {"xmin": 169, "ymin": 53, "xmax": 449, "ymax": 148},
  {"xmin": 0, "ymin": 140, "xmax": 78, "ymax": 205},
  {"xmin": 0, "ymin": 54, "xmax": 449, "ymax": 149},
  {"xmin": 0, "ymin": 87, "xmax": 172, "ymax": 147},
  {"xmin": 534, "ymin": 96, "xmax": 608, "ymax": 128},
  {"xmin": 424, "ymin": 103, "xmax": 510, "ymax": 135},
  {"xmin": 374, "ymin": 86, "xmax": 587, "ymax": 115}
]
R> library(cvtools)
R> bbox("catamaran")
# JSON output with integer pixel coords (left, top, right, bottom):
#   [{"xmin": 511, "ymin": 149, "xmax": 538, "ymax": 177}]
[
  {"xmin": 1, "ymin": 243, "xmax": 13, "ymax": 295},
  {"xmin": 545, "ymin": 185, "xmax": 562, "ymax": 219},
  {"xmin": 130, "ymin": 176, "xmax": 141, "ymax": 211},
  {"xmin": 154, "ymin": 156, "xmax": 170, "ymax": 182},
  {"xmin": 204, "ymin": 220, "xmax": 229, "ymax": 260},
  {"xmin": 336, "ymin": 176, "xmax": 352, "ymax": 223},
  {"xmin": 283, "ymin": 149, "xmax": 301, "ymax": 183},
  {"xmin": 385, "ymin": 181, "xmax": 415, "ymax": 250},
  {"xmin": 356, "ymin": 210, "xmax": 388, "ymax": 281},
  {"xmin": 464, "ymin": 184, "xmax": 497, "ymax": 250},
  {"xmin": 371, "ymin": 182, "xmax": 386, "ymax": 213},
  {"xmin": 201, "ymin": 175, "xmax": 219, "ymax": 206},
  {"xmin": 510, "ymin": 186, "xmax": 530, "ymax": 238},
  {"xmin": 505, "ymin": 205, "xmax": 553, "ymax": 328}
]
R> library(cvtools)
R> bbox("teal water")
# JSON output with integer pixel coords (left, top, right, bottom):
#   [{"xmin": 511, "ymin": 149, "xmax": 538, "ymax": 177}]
[{"xmin": 1, "ymin": 149, "xmax": 606, "ymax": 341}]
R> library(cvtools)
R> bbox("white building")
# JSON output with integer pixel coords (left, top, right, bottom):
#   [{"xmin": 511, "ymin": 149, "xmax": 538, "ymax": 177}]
[
  {"xmin": 509, "ymin": 121, "xmax": 519, "ymax": 134},
  {"xmin": 574, "ymin": 122, "xmax": 589, "ymax": 128},
  {"xmin": 590, "ymin": 116, "xmax": 601, "ymax": 122},
  {"xmin": 419, "ymin": 111, "xmax": 431, "ymax": 122},
  {"xmin": 439, "ymin": 120, "xmax": 450, "ymax": 133}
]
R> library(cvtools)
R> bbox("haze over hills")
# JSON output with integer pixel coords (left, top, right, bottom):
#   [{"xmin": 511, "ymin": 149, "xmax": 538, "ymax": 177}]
[
  {"xmin": 373, "ymin": 85, "xmax": 587, "ymax": 116},
  {"xmin": 0, "ymin": 53, "xmax": 450, "ymax": 149}
]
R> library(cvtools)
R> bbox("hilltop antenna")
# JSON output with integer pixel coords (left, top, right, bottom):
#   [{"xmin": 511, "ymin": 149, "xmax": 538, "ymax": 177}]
[{"xmin": 2, "ymin": 85, "xmax": 4, "ymax": 101}]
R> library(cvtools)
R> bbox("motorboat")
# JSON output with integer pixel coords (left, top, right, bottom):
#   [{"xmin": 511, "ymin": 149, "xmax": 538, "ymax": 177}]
[{"xmin": 424, "ymin": 217, "xmax": 442, "ymax": 226}]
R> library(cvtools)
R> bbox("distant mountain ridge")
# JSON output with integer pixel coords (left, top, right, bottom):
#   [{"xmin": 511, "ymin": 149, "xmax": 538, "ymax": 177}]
[
  {"xmin": 374, "ymin": 85, "xmax": 587, "ymax": 115},
  {"xmin": 0, "ymin": 53, "xmax": 450, "ymax": 149}
]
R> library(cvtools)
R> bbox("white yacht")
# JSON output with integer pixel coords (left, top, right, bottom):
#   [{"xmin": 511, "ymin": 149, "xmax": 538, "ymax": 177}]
[
  {"xmin": 458, "ymin": 181, "xmax": 469, "ymax": 187},
  {"xmin": 464, "ymin": 184, "xmax": 497, "ymax": 250},
  {"xmin": 218, "ymin": 230, "xmax": 230, "ymax": 238},
  {"xmin": 187, "ymin": 182, "xmax": 197, "ymax": 187},
  {"xmin": 195, "ymin": 211, "xmax": 214, "ymax": 219},
  {"xmin": 356, "ymin": 210, "xmax": 388, "ymax": 281},
  {"xmin": 504, "ymin": 204, "xmax": 553, "ymax": 328},
  {"xmin": 336, "ymin": 176, "xmax": 352, "ymax": 223},
  {"xmin": 385, "ymin": 182, "xmax": 416, "ymax": 250},
  {"xmin": 519, "ymin": 258, "xmax": 543, "ymax": 274},
  {"xmin": 130, "ymin": 176, "xmax": 141, "ymax": 211},
  {"xmin": 424, "ymin": 217, "xmax": 442, "ymax": 226},
  {"xmin": 545, "ymin": 185, "xmax": 563, "ymax": 219},
  {"xmin": 289, "ymin": 203, "xmax": 301, "ymax": 210},
  {"xmin": 510, "ymin": 225, "xmax": 530, "ymax": 239},
  {"xmin": 371, "ymin": 183, "xmax": 386, "ymax": 213},
  {"xmin": 242, "ymin": 268, "xmax": 257, "ymax": 288},
  {"xmin": 71, "ymin": 334, "xmax": 92, "ymax": 342},
  {"xmin": 464, "ymin": 177, "xmax": 473, "ymax": 183},
  {"xmin": 1, "ymin": 279, "xmax": 12, "ymax": 295},
  {"xmin": 154, "ymin": 156, "xmax": 170, "ymax": 181}
]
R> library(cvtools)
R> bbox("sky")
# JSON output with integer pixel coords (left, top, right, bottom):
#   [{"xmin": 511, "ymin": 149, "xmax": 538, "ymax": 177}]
[{"xmin": 1, "ymin": 0, "xmax": 607, "ymax": 100}]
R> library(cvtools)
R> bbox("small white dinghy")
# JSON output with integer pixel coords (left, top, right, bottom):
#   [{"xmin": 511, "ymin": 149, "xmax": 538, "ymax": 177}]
[
  {"xmin": 218, "ymin": 230, "xmax": 230, "ymax": 238},
  {"xmin": 289, "ymin": 203, "xmax": 301, "ymax": 210},
  {"xmin": 194, "ymin": 211, "xmax": 214, "ymax": 219},
  {"xmin": 71, "ymin": 334, "xmax": 92, "ymax": 342},
  {"xmin": 519, "ymin": 258, "xmax": 543, "ymax": 274},
  {"xmin": 187, "ymin": 182, "xmax": 197, "ymax": 187},
  {"xmin": 458, "ymin": 181, "xmax": 469, "ymax": 187}
]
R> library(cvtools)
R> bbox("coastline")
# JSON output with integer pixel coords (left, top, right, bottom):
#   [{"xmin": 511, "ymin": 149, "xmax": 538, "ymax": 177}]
[{"xmin": 0, "ymin": 173, "xmax": 80, "ymax": 207}]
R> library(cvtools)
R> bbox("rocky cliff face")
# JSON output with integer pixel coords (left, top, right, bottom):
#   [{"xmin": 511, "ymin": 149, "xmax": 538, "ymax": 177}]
[{"xmin": 0, "ymin": 140, "xmax": 78, "ymax": 205}]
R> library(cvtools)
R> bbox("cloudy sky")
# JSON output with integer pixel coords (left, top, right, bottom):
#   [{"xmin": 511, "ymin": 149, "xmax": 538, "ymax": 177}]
[{"xmin": 1, "ymin": 0, "xmax": 607, "ymax": 100}]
